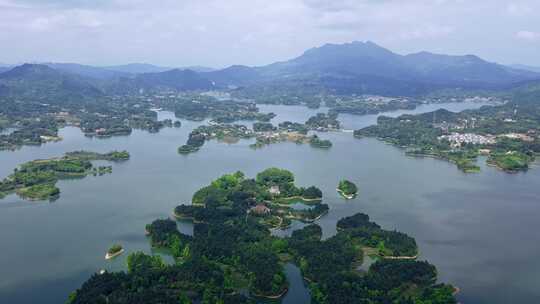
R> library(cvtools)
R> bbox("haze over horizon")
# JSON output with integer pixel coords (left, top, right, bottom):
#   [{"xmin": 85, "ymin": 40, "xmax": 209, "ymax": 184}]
[{"xmin": 1, "ymin": 0, "xmax": 539, "ymax": 68}]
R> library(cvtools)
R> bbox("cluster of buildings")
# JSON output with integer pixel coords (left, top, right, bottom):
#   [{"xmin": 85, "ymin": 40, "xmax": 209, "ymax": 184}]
[
  {"xmin": 500, "ymin": 133, "xmax": 535, "ymax": 142},
  {"xmin": 438, "ymin": 133, "xmax": 496, "ymax": 147},
  {"xmin": 439, "ymin": 131, "xmax": 537, "ymax": 148},
  {"xmin": 249, "ymin": 186, "xmax": 281, "ymax": 216},
  {"xmin": 433, "ymin": 118, "xmax": 478, "ymax": 133}
]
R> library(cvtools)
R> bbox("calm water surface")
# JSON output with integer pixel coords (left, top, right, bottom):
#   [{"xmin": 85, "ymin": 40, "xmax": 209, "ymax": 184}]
[{"xmin": 1, "ymin": 101, "xmax": 539, "ymax": 304}]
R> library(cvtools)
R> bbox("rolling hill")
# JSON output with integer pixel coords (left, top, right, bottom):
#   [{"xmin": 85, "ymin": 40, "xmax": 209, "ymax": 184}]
[
  {"xmin": 204, "ymin": 41, "xmax": 540, "ymax": 95},
  {"xmin": 1, "ymin": 42, "xmax": 539, "ymax": 97},
  {"xmin": 0, "ymin": 63, "xmax": 103, "ymax": 102}
]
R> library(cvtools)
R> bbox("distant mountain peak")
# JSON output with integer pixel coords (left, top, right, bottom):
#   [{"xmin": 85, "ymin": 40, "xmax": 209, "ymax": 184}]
[{"xmin": 0, "ymin": 63, "xmax": 60, "ymax": 79}]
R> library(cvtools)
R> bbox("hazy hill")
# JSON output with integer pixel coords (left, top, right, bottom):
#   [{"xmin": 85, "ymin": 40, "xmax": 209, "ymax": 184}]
[
  {"xmin": 1, "ymin": 42, "xmax": 539, "ymax": 97},
  {"xmin": 104, "ymin": 68, "xmax": 215, "ymax": 94},
  {"xmin": 510, "ymin": 64, "xmax": 540, "ymax": 73},
  {"xmin": 105, "ymin": 63, "xmax": 215, "ymax": 74},
  {"xmin": 0, "ymin": 63, "xmax": 103, "ymax": 102},
  {"xmin": 104, "ymin": 63, "xmax": 174, "ymax": 74},
  {"xmin": 205, "ymin": 41, "xmax": 540, "ymax": 95},
  {"xmin": 45, "ymin": 63, "xmax": 129, "ymax": 80}
]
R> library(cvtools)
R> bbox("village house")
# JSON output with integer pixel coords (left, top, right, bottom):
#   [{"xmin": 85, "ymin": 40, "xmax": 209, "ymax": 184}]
[
  {"xmin": 250, "ymin": 204, "xmax": 271, "ymax": 216},
  {"xmin": 269, "ymin": 185, "xmax": 281, "ymax": 195}
]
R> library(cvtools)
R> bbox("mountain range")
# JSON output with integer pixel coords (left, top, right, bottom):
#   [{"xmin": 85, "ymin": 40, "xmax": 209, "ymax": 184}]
[
  {"xmin": 510, "ymin": 64, "xmax": 540, "ymax": 74},
  {"xmin": 0, "ymin": 63, "xmax": 103, "ymax": 102},
  {"xmin": 1, "ymin": 41, "xmax": 539, "ymax": 98}
]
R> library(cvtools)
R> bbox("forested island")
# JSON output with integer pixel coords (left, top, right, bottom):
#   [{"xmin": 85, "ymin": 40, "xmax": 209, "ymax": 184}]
[
  {"xmin": 337, "ymin": 180, "xmax": 358, "ymax": 199},
  {"xmin": 305, "ymin": 112, "xmax": 340, "ymax": 131},
  {"xmin": 174, "ymin": 169, "xmax": 328, "ymax": 228},
  {"xmin": 0, "ymin": 93, "xmax": 179, "ymax": 150},
  {"xmin": 355, "ymin": 100, "xmax": 540, "ymax": 173},
  {"xmin": 67, "ymin": 168, "xmax": 456, "ymax": 304},
  {"xmin": 177, "ymin": 114, "xmax": 337, "ymax": 154},
  {"xmin": 168, "ymin": 94, "xmax": 276, "ymax": 123},
  {"xmin": 0, "ymin": 150, "xmax": 129, "ymax": 200},
  {"xmin": 0, "ymin": 78, "xmax": 277, "ymax": 151},
  {"xmin": 105, "ymin": 244, "xmax": 124, "ymax": 260}
]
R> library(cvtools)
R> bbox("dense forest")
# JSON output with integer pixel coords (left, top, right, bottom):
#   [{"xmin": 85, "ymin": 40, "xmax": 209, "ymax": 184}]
[
  {"xmin": 68, "ymin": 169, "xmax": 455, "ymax": 304},
  {"xmin": 0, "ymin": 150, "xmax": 129, "ymax": 200}
]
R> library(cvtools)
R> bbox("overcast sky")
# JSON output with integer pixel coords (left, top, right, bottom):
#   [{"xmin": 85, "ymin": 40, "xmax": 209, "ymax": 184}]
[{"xmin": 1, "ymin": 0, "xmax": 539, "ymax": 68}]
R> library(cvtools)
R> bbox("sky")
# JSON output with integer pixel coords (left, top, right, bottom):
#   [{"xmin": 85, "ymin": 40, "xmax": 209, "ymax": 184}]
[{"xmin": 0, "ymin": 0, "xmax": 539, "ymax": 68}]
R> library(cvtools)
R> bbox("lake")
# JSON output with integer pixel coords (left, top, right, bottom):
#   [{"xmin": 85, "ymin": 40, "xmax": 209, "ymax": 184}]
[{"xmin": 1, "ymin": 101, "xmax": 539, "ymax": 304}]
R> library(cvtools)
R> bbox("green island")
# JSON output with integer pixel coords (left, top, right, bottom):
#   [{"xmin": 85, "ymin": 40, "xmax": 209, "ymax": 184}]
[
  {"xmin": 354, "ymin": 99, "xmax": 540, "ymax": 173},
  {"xmin": 178, "ymin": 117, "xmax": 336, "ymax": 154},
  {"xmin": 64, "ymin": 150, "xmax": 130, "ymax": 161},
  {"xmin": 309, "ymin": 134, "xmax": 333, "ymax": 149},
  {"xmin": 0, "ymin": 150, "xmax": 129, "ymax": 200},
  {"xmin": 178, "ymin": 124, "xmax": 253, "ymax": 154},
  {"xmin": 305, "ymin": 112, "xmax": 340, "ymax": 131},
  {"xmin": 105, "ymin": 244, "xmax": 124, "ymax": 260},
  {"xmin": 0, "ymin": 94, "xmax": 178, "ymax": 150},
  {"xmin": 337, "ymin": 180, "xmax": 358, "ymax": 199},
  {"xmin": 171, "ymin": 94, "xmax": 276, "ymax": 123},
  {"xmin": 68, "ymin": 168, "xmax": 456, "ymax": 304},
  {"xmin": 174, "ymin": 169, "xmax": 327, "ymax": 228},
  {"xmin": 0, "ymin": 76, "xmax": 274, "ymax": 151},
  {"xmin": 230, "ymin": 87, "xmax": 424, "ymax": 114}
]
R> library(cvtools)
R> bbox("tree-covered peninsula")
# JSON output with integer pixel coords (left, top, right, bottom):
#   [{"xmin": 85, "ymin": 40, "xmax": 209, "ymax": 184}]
[
  {"xmin": 0, "ymin": 150, "xmax": 129, "ymax": 200},
  {"xmin": 354, "ymin": 100, "xmax": 540, "ymax": 173},
  {"xmin": 68, "ymin": 168, "xmax": 456, "ymax": 304}
]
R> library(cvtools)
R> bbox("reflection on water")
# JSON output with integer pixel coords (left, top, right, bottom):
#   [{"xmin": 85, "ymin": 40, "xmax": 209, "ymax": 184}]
[{"xmin": 0, "ymin": 102, "xmax": 539, "ymax": 304}]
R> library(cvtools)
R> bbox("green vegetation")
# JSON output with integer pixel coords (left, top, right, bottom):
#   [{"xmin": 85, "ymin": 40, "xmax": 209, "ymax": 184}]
[
  {"xmin": 70, "ymin": 169, "xmax": 454, "ymax": 304},
  {"xmin": 107, "ymin": 244, "xmax": 123, "ymax": 255},
  {"xmin": 278, "ymin": 121, "xmax": 309, "ymax": 134},
  {"xmin": 337, "ymin": 180, "xmax": 358, "ymax": 198},
  {"xmin": 178, "ymin": 123, "xmax": 334, "ymax": 153},
  {"xmin": 179, "ymin": 124, "xmax": 253, "ymax": 154},
  {"xmin": 176, "ymin": 169, "xmax": 326, "ymax": 227},
  {"xmin": 337, "ymin": 213, "xmax": 417, "ymax": 257},
  {"xmin": 305, "ymin": 112, "xmax": 340, "ymax": 130},
  {"xmin": 0, "ymin": 116, "xmax": 61, "ymax": 150},
  {"xmin": 487, "ymin": 151, "xmax": 532, "ymax": 172},
  {"xmin": 178, "ymin": 144, "xmax": 200, "ymax": 154},
  {"xmin": 16, "ymin": 183, "xmax": 60, "ymax": 201},
  {"xmin": 64, "ymin": 150, "xmax": 130, "ymax": 161},
  {"xmin": 309, "ymin": 135, "xmax": 333, "ymax": 149},
  {"xmin": 327, "ymin": 95, "xmax": 418, "ymax": 115},
  {"xmin": 0, "ymin": 150, "xmax": 129, "ymax": 201},
  {"xmin": 355, "ymin": 101, "xmax": 540, "ymax": 173},
  {"xmin": 253, "ymin": 122, "xmax": 276, "ymax": 132},
  {"xmin": 231, "ymin": 88, "xmax": 420, "ymax": 115},
  {"xmin": 171, "ymin": 94, "xmax": 275, "ymax": 123}
]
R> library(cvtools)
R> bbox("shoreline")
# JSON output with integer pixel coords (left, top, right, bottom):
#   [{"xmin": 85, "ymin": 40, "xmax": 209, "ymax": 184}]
[
  {"xmin": 381, "ymin": 254, "xmax": 418, "ymax": 260},
  {"xmin": 105, "ymin": 248, "xmax": 124, "ymax": 260},
  {"xmin": 281, "ymin": 195, "xmax": 322, "ymax": 202},
  {"xmin": 253, "ymin": 287, "xmax": 288, "ymax": 299},
  {"xmin": 336, "ymin": 188, "xmax": 356, "ymax": 200}
]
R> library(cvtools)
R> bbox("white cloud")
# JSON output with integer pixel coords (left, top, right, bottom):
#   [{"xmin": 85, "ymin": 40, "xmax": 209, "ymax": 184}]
[
  {"xmin": 506, "ymin": 3, "xmax": 531, "ymax": 16},
  {"xmin": 516, "ymin": 31, "xmax": 540, "ymax": 41},
  {"xmin": 399, "ymin": 25, "xmax": 455, "ymax": 41},
  {"xmin": 0, "ymin": 0, "xmax": 539, "ymax": 66}
]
